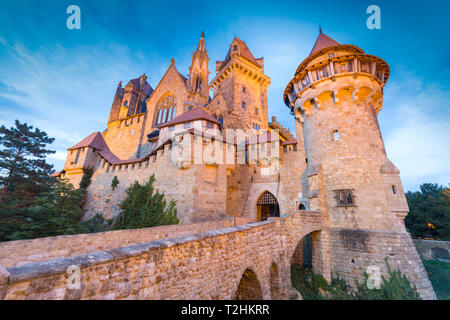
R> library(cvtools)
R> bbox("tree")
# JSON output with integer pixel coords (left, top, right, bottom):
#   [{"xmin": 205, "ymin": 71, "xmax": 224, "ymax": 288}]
[
  {"xmin": 0, "ymin": 120, "xmax": 55, "ymax": 205},
  {"xmin": 405, "ymin": 183, "xmax": 450, "ymax": 240},
  {"xmin": 111, "ymin": 174, "xmax": 179, "ymax": 230}
]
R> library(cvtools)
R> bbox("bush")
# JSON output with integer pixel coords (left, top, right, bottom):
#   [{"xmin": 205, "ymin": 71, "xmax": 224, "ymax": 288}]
[
  {"xmin": 291, "ymin": 258, "xmax": 421, "ymax": 300},
  {"xmin": 111, "ymin": 176, "xmax": 119, "ymax": 190},
  {"xmin": 111, "ymin": 174, "xmax": 179, "ymax": 230}
]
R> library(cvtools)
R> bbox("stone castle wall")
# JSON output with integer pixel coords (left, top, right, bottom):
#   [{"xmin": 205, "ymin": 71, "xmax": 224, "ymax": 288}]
[
  {"xmin": 329, "ymin": 229, "xmax": 436, "ymax": 300},
  {"xmin": 0, "ymin": 211, "xmax": 325, "ymax": 300},
  {"xmin": 82, "ymin": 144, "xmax": 227, "ymax": 224},
  {"xmin": 0, "ymin": 218, "xmax": 234, "ymax": 269}
]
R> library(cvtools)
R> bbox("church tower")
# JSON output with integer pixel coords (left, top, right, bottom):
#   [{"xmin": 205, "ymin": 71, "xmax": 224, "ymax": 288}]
[
  {"xmin": 210, "ymin": 37, "xmax": 270, "ymax": 131},
  {"xmin": 283, "ymin": 30, "xmax": 436, "ymax": 299},
  {"xmin": 187, "ymin": 32, "xmax": 210, "ymax": 106}
]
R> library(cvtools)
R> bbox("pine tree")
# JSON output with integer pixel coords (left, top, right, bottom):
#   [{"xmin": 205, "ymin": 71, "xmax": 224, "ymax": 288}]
[
  {"xmin": 112, "ymin": 174, "xmax": 179, "ymax": 230},
  {"xmin": 0, "ymin": 120, "xmax": 55, "ymax": 204}
]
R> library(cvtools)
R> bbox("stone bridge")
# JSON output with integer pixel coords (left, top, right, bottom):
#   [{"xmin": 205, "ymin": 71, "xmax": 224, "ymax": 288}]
[{"xmin": 0, "ymin": 210, "xmax": 327, "ymax": 300}]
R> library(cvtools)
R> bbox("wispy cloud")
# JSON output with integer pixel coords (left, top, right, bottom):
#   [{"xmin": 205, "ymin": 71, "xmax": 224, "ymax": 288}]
[
  {"xmin": 381, "ymin": 69, "xmax": 450, "ymax": 191},
  {"xmin": 0, "ymin": 40, "xmax": 168, "ymax": 170}
]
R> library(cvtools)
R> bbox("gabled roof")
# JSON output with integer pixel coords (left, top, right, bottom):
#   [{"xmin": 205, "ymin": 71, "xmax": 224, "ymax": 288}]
[
  {"xmin": 218, "ymin": 37, "xmax": 263, "ymax": 70},
  {"xmin": 309, "ymin": 32, "xmax": 340, "ymax": 55},
  {"xmin": 155, "ymin": 108, "xmax": 220, "ymax": 128},
  {"xmin": 68, "ymin": 132, "xmax": 122, "ymax": 164},
  {"xmin": 68, "ymin": 132, "xmax": 106, "ymax": 150}
]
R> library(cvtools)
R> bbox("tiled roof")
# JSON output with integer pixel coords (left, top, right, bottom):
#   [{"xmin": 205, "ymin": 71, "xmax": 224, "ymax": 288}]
[
  {"xmin": 219, "ymin": 37, "xmax": 263, "ymax": 69},
  {"xmin": 155, "ymin": 108, "xmax": 220, "ymax": 128},
  {"xmin": 309, "ymin": 32, "xmax": 340, "ymax": 55},
  {"xmin": 68, "ymin": 132, "xmax": 106, "ymax": 151},
  {"xmin": 68, "ymin": 132, "xmax": 139, "ymax": 165}
]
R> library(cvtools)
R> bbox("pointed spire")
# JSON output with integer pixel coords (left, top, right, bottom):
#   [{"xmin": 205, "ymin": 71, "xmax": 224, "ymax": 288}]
[
  {"xmin": 197, "ymin": 32, "xmax": 207, "ymax": 53},
  {"xmin": 309, "ymin": 32, "xmax": 339, "ymax": 55}
]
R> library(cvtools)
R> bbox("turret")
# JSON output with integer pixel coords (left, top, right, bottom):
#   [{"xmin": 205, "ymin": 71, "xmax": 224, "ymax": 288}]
[
  {"xmin": 187, "ymin": 32, "xmax": 210, "ymax": 105},
  {"xmin": 108, "ymin": 81, "xmax": 123, "ymax": 123},
  {"xmin": 284, "ymin": 30, "xmax": 408, "ymax": 232},
  {"xmin": 210, "ymin": 37, "xmax": 270, "ymax": 131},
  {"xmin": 282, "ymin": 29, "xmax": 436, "ymax": 300}
]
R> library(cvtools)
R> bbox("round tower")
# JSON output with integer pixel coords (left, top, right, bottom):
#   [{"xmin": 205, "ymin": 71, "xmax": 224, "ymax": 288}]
[{"xmin": 284, "ymin": 31, "xmax": 436, "ymax": 299}]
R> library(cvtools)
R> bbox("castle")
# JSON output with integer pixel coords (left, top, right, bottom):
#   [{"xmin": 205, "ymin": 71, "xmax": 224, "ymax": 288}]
[{"xmin": 7, "ymin": 30, "xmax": 432, "ymax": 300}]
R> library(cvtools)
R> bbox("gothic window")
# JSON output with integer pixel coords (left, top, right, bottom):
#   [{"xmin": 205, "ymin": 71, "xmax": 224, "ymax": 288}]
[
  {"xmin": 233, "ymin": 45, "xmax": 238, "ymax": 51},
  {"xmin": 392, "ymin": 185, "xmax": 397, "ymax": 194},
  {"xmin": 218, "ymin": 116, "xmax": 223, "ymax": 127},
  {"xmin": 335, "ymin": 190, "xmax": 355, "ymax": 206},
  {"xmin": 242, "ymin": 102, "xmax": 246, "ymax": 109},
  {"xmin": 243, "ymin": 86, "xmax": 246, "ymax": 93},
  {"xmin": 155, "ymin": 95, "xmax": 177, "ymax": 125},
  {"xmin": 124, "ymin": 100, "xmax": 128, "ymax": 107}
]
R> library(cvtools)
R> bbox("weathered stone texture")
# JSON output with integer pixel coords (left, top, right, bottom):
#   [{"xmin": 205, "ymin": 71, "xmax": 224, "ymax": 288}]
[
  {"xmin": 1, "ymin": 211, "xmax": 325, "ymax": 300},
  {"xmin": 0, "ymin": 218, "xmax": 234, "ymax": 268}
]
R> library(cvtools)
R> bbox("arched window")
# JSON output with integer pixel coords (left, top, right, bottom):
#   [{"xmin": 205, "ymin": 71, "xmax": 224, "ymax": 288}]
[{"xmin": 155, "ymin": 94, "xmax": 177, "ymax": 125}]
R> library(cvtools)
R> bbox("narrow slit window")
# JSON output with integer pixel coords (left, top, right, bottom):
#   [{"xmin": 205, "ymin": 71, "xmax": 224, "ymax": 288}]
[
  {"xmin": 392, "ymin": 185, "xmax": 397, "ymax": 194},
  {"xmin": 332, "ymin": 130, "xmax": 340, "ymax": 141}
]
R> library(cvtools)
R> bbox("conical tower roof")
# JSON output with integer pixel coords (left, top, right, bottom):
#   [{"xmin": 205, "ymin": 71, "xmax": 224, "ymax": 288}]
[{"xmin": 309, "ymin": 32, "xmax": 340, "ymax": 55}]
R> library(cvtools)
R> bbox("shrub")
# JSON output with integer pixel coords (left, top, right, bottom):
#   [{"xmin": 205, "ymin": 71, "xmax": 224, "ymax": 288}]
[
  {"xmin": 111, "ymin": 176, "xmax": 119, "ymax": 190},
  {"xmin": 291, "ymin": 258, "xmax": 421, "ymax": 300},
  {"xmin": 111, "ymin": 174, "xmax": 179, "ymax": 230}
]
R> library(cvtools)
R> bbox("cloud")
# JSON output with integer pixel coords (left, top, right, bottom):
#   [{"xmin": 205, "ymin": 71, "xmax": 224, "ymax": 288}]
[
  {"xmin": 0, "ymin": 40, "xmax": 169, "ymax": 170},
  {"xmin": 381, "ymin": 69, "xmax": 450, "ymax": 191}
]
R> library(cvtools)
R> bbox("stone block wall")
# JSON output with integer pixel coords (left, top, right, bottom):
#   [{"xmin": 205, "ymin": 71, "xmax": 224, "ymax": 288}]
[
  {"xmin": 0, "ymin": 211, "xmax": 326, "ymax": 300},
  {"xmin": 0, "ymin": 218, "xmax": 234, "ymax": 269},
  {"xmin": 329, "ymin": 229, "xmax": 436, "ymax": 300}
]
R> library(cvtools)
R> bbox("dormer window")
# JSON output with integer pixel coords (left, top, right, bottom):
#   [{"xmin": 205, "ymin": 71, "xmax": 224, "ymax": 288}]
[{"xmin": 233, "ymin": 45, "xmax": 238, "ymax": 51}]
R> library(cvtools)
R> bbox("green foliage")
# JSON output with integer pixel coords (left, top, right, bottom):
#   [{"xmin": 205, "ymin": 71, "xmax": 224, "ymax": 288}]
[
  {"xmin": 405, "ymin": 183, "xmax": 450, "ymax": 240},
  {"xmin": 291, "ymin": 258, "xmax": 421, "ymax": 300},
  {"xmin": 0, "ymin": 179, "xmax": 86, "ymax": 241},
  {"xmin": 111, "ymin": 174, "xmax": 179, "ymax": 230},
  {"xmin": 422, "ymin": 259, "xmax": 450, "ymax": 300},
  {"xmin": 80, "ymin": 213, "xmax": 113, "ymax": 234},
  {"xmin": 79, "ymin": 168, "xmax": 94, "ymax": 190},
  {"xmin": 0, "ymin": 120, "xmax": 56, "ymax": 205},
  {"xmin": 111, "ymin": 176, "xmax": 119, "ymax": 190}
]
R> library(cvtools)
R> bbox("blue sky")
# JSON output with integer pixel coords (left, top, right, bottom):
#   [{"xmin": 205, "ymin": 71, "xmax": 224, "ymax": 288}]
[{"xmin": 0, "ymin": 0, "xmax": 449, "ymax": 191}]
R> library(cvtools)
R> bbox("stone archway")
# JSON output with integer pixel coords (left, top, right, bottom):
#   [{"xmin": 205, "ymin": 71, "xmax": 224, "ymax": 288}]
[
  {"xmin": 269, "ymin": 263, "xmax": 281, "ymax": 300},
  {"xmin": 234, "ymin": 269, "xmax": 263, "ymax": 300},
  {"xmin": 257, "ymin": 191, "xmax": 280, "ymax": 221}
]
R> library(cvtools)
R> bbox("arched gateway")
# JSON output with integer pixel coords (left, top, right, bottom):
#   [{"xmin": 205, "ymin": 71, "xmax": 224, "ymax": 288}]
[{"xmin": 257, "ymin": 191, "xmax": 280, "ymax": 221}]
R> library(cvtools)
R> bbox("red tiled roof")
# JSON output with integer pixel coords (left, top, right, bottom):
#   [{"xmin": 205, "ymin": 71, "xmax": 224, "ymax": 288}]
[
  {"xmin": 68, "ymin": 132, "xmax": 140, "ymax": 165},
  {"xmin": 219, "ymin": 37, "xmax": 263, "ymax": 69},
  {"xmin": 156, "ymin": 108, "xmax": 220, "ymax": 128},
  {"xmin": 309, "ymin": 32, "xmax": 340, "ymax": 55},
  {"xmin": 68, "ymin": 132, "xmax": 106, "ymax": 150}
]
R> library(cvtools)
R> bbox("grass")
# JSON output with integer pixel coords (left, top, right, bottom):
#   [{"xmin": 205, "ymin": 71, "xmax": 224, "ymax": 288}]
[{"xmin": 422, "ymin": 260, "xmax": 450, "ymax": 300}]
